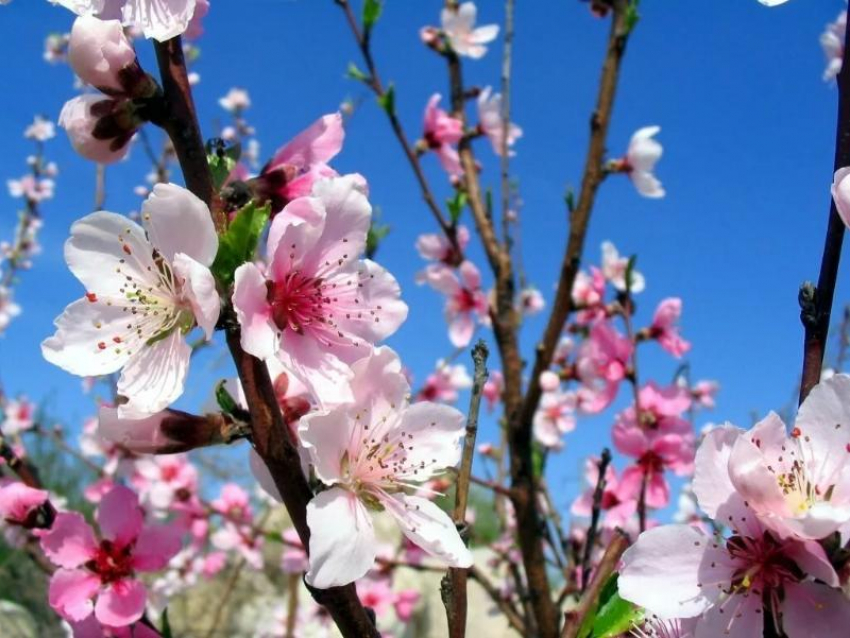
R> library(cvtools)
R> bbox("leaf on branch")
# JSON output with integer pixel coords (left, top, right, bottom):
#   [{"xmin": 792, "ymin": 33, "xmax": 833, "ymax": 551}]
[
  {"xmin": 215, "ymin": 380, "xmax": 239, "ymax": 415},
  {"xmin": 577, "ymin": 574, "xmax": 643, "ymax": 638},
  {"xmin": 206, "ymin": 138, "xmax": 241, "ymax": 191},
  {"xmin": 363, "ymin": 0, "xmax": 383, "ymax": 30},
  {"xmin": 161, "ymin": 608, "xmax": 173, "ymax": 638},
  {"xmin": 346, "ymin": 61, "xmax": 369, "ymax": 83},
  {"xmin": 447, "ymin": 191, "xmax": 468, "ymax": 224},
  {"xmin": 624, "ymin": 0, "xmax": 641, "ymax": 35},
  {"xmin": 366, "ymin": 223, "xmax": 391, "ymax": 260},
  {"xmin": 377, "ymin": 83, "xmax": 396, "ymax": 117},
  {"xmin": 565, "ymin": 187, "xmax": 576, "ymax": 214},
  {"xmin": 210, "ymin": 201, "xmax": 271, "ymax": 287}
]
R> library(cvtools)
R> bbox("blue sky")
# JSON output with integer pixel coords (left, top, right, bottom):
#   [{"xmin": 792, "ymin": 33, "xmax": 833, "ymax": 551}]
[{"xmin": 0, "ymin": 0, "xmax": 847, "ymax": 513}]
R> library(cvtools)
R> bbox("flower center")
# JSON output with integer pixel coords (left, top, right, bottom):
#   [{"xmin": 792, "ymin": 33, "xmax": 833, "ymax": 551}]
[
  {"xmin": 726, "ymin": 532, "xmax": 802, "ymax": 592},
  {"xmin": 88, "ymin": 540, "xmax": 134, "ymax": 584},
  {"xmin": 267, "ymin": 271, "xmax": 327, "ymax": 334}
]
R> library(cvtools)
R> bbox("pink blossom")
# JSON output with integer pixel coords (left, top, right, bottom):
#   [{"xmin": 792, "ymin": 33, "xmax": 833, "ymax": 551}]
[
  {"xmin": 423, "ymin": 94, "xmax": 464, "ymax": 177},
  {"xmin": 571, "ymin": 267, "xmax": 606, "ymax": 324},
  {"xmin": 219, "ymin": 87, "xmax": 251, "ymax": 113},
  {"xmin": 649, "ymin": 297, "xmax": 691, "ymax": 358},
  {"xmin": 210, "ymin": 521, "xmax": 264, "ymax": 569},
  {"xmin": 356, "ymin": 577, "xmax": 395, "ymax": 617},
  {"xmin": 600, "ymin": 241, "xmax": 644, "ymax": 293},
  {"xmin": 1, "ymin": 397, "xmax": 35, "ymax": 436},
  {"xmin": 58, "ymin": 95, "xmax": 137, "ymax": 164},
  {"xmin": 24, "ymin": 115, "xmax": 56, "ymax": 142},
  {"xmin": 821, "ymin": 10, "xmax": 845, "ymax": 82},
  {"xmin": 421, "ymin": 260, "xmax": 489, "ymax": 348},
  {"xmin": 42, "ymin": 183, "xmax": 219, "ymax": 417},
  {"xmin": 575, "ymin": 320, "xmax": 633, "ymax": 413},
  {"xmin": 253, "ymin": 113, "xmax": 344, "ymax": 213},
  {"xmin": 441, "ymin": 2, "xmax": 499, "ymax": 59},
  {"xmin": 211, "ymin": 484, "xmax": 252, "ymax": 525},
  {"xmin": 703, "ymin": 374, "xmax": 850, "ymax": 541},
  {"xmin": 281, "ymin": 528, "xmax": 308, "ymax": 574},
  {"xmin": 52, "ymin": 0, "xmax": 201, "ymax": 42},
  {"xmin": 393, "ymin": 589, "xmax": 420, "ymax": 623},
  {"xmin": 532, "ymin": 390, "xmax": 576, "ymax": 450},
  {"xmin": 620, "ymin": 417, "xmax": 850, "ymax": 636},
  {"xmin": 257, "ymin": 347, "xmax": 472, "ymax": 588},
  {"xmin": 481, "ymin": 369, "xmax": 503, "ymax": 412},
  {"xmin": 416, "ymin": 361, "xmax": 472, "ymax": 403},
  {"xmin": 539, "ymin": 370, "xmax": 560, "ymax": 393},
  {"xmin": 40, "ymin": 485, "xmax": 182, "ymax": 626},
  {"xmin": 0, "ymin": 481, "xmax": 49, "ymax": 525},
  {"xmin": 132, "ymin": 454, "xmax": 197, "ymax": 510},
  {"xmin": 415, "ymin": 225, "xmax": 469, "ymax": 268},
  {"xmin": 183, "ymin": 0, "xmax": 208, "ymax": 40},
  {"xmin": 623, "ymin": 126, "xmax": 665, "ymax": 199},
  {"xmin": 7, "ymin": 174, "xmax": 55, "ymax": 202},
  {"xmin": 477, "ymin": 86, "xmax": 522, "ymax": 156},
  {"xmin": 691, "ymin": 379, "xmax": 719, "ymax": 409},
  {"xmin": 518, "ymin": 286, "xmax": 545, "ymax": 316},
  {"xmin": 68, "ymin": 17, "xmax": 141, "ymax": 95},
  {"xmin": 570, "ymin": 459, "xmax": 636, "ymax": 528},
  {"xmin": 233, "ymin": 175, "xmax": 407, "ymax": 402},
  {"xmin": 68, "ymin": 614, "xmax": 163, "ymax": 638},
  {"xmin": 833, "ymin": 167, "xmax": 850, "ymax": 230},
  {"xmin": 96, "ymin": 407, "xmax": 215, "ymax": 454},
  {"xmin": 0, "ymin": 287, "xmax": 21, "ymax": 334}
]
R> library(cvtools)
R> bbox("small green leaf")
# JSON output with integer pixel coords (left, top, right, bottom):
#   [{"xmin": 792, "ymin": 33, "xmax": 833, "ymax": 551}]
[
  {"xmin": 363, "ymin": 0, "xmax": 383, "ymax": 30},
  {"xmin": 532, "ymin": 444, "xmax": 546, "ymax": 479},
  {"xmin": 565, "ymin": 187, "xmax": 576, "ymax": 214},
  {"xmin": 576, "ymin": 574, "xmax": 643, "ymax": 638},
  {"xmin": 624, "ymin": 0, "xmax": 640, "ymax": 34},
  {"xmin": 377, "ymin": 83, "xmax": 395, "ymax": 116},
  {"xmin": 211, "ymin": 201, "xmax": 271, "ymax": 287},
  {"xmin": 366, "ymin": 222, "xmax": 391, "ymax": 260},
  {"xmin": 346, "ymin": 61, "xmax": 369, "ymax": 82},
  {"xmin": 215, "ymin": 380, "xmax": 239, "ymax": 415},
  {"xmin": 161, "ymin": 608, "xmax": 173, "ymax": 638},
  {"xmin": 447, "ymin": 191, "xmax": 467, "ymax": 224},
  {"xmin": 206, "ymin": 138, "xmax": 241, "ymax": 191}
]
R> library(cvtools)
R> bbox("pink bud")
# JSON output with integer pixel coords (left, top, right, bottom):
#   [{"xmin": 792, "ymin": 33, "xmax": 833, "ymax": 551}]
[
  {"xmin": 59, "ymin": 95, "xmax": 136, "ymax": 164},
  {"xmin": 97, "ymin": 407, "xmax": 225, "ymax": 454},
  {"xmin": 0, "ymin": 481, "xmax": 49, "ymax": 526},
  {"xmin": 68, "ymin": 17, "xmax": 141, "ymax": 95},
  {"xmin": 833, "ymin": 167, "xmax": 850, "ymax": 229},
  {"xmin": 539, "ymin": 370, "xmax": 561, "ymax": 392}
]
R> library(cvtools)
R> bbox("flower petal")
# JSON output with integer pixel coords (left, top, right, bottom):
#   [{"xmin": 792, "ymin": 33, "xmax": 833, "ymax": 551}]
[
  {"xmin": 305, "ymin": 487, "xmax": 377, "ymax": 589},
  {"xmin": 141, "ymin": 183, "xmax": 217, "ymax": 266},
  {"xmin": 693, "ymin": 424, "xmax": 742, "ymax": 519},
  {"xmin": 40, "ymin": 512, "xmax": 98, "ymax": 569},
  {"xmin": 172, "ymin": 252, "xmax": 220, "ymax": 339},
  {"xmin": 132, "ymin": 524, "xmax": 183, "ymax": 571},
  {"xmin": 233, "ymin": 263, "xmax": 279, "ymax": 360},
  {"xmin": 94, "ymin": 578, "xmax": 147, "ymax": 626},
  {"xmin": 96, "ymin": 484, "xmax": 143, "ymax": 547},
  {"xmin": 48, "ymin": 568, "xmax": 101, "ymax": 622},
  {"xmin": 383, "ymin": 494, "xmax": 472, "ymax": 568},
  {"xmin": 267, "ymin": 112, "xmax": 344, "ymax": 173},
  {"xmin": 393, "ymin": 401, "xmax": 466, "ymax": 477},
  {"xmin": 782, "ymin": 581, "xmax": 850, "ymax": 637},
  {"xmin": 299, "ymin": 406, "xmax": 351, "ymax": 485},
  {"xmin": 121, "ymin": 0, "xmax": 197, "ymax": 42}
]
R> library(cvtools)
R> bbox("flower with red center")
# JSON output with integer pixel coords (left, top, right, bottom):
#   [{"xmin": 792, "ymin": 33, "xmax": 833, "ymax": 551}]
[
  {"xmin": 233, "ymin": 175, "xmax": 408, "ymax": 402},
  {"xmin": 422, "ymin": 94, "xmax": 464, "ymax": 177},
  {"xmin": 39, "ymin": 485, "xmax": 182, "ymax": 627},
  {"xmin": 420, "ymin": 260, "xmax": 490, "ymax": 348},
  {"xmin": 649, "ymin": 298, "xmax": 691, "ymax": 358},
  {"xmin": 571, "ymin": 459, "xmax": 637, "ymax": 528},
  {"xmin": 532, "ymin": 390, "xmax": 576, "ymax": 450}
]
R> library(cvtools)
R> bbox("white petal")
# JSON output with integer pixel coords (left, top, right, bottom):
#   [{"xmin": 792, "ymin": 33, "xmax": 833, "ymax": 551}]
[
  {"xmin": 142, "ymin": 183, "xmax": 217, "ymax": 266},
  {"xmin": 693, "ymin": 424, "xmax": 742, "ymax": 519},
  {"xmin": 383, "ymin": 494, "xmax": 472, "ymax": 568},
  {"xmin": 305, "ymin": 487, "xmax": 377, "ymax": 588},
  {"xmin": 172, "ymin": 253, "xmax": 219, "ymax": 339},
  {"xmin": 278, "ymin": 331, "xmax": 354, "ymax": 405},
  {"xmin": 299, "ymin": 406, "xmax": 351, "ymax": 485},
  {"xmin": 122, "ymin": 0, "xmax": 197, "ymax": 42},
  {"xmin": 233, "ymin": 263, "xmax": 279, "ymax": 360},
  {"xmin": 394, "ymin": 401, "xmax": 466, "ymax": 477},
  {"xmin": 116, "ymin": 329, "xmax": 190, "ymax": 417},
  {"xmin": 249, "ymin": 448, "xmax": 282, "ymax": 502}
]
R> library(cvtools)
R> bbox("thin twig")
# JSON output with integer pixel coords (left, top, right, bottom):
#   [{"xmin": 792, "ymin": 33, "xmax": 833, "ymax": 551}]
[
  {"xmin": 442, "ymin": 341, "xmax": 489, "ymax": 638},
  {"xmin": 580, "ymin": 448, "xmax": 611, "ymax": 592},
  {"xmin": 500, "ymin": 0, "xmax": 515, "ymax": 248},
  {"xmin": 799, "ymin": 1, "xmax": 850, "ymax": 403},
  {"xmin": 560, "ymin": 529, "xmax": 629, "ymax": 638}
]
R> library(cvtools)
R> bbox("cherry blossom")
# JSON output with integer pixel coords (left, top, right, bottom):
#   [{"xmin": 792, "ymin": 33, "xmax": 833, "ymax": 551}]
[
  {"xmin": 0, "ymin": 287, "xmax": 21, "ymax": 333},
  {"xmin": 621, "ymin": 126, "xmax": 665, "ymax": 199},
  {"xmin": 648, "ymin": 297, "xmax": 691, "ymax": 358},
  {"xmin": 24, "ymin": 115, "xmax": 56, "ymax": 142},
  {"xmin": 601, "ymin": 241, "xmax": 644, "ymax": 293},
  {"xmin": 821, "ymin": 9, "xmax": 846, "ymax": 82},
  {"xmin": 711, "ymin": 374, "xmax": 850, "ymax": 541},
  {"xmin": 518, "ymin": 286, "xmax": 545, "ymax": 316},
  {"xmin": 58, "ymin": 95, "xmax": 138, "ymax": 164},
  {"xmin": 441, "ymin": 2, "xmax": 499, "ymax": 60},
  {"xmin": 292, "ymin": 347, "xmax": 472, "ymax": 588},
  {"xmin": 691, "ymin": 380, "xmax": 719, "ymax": 409},
  {"xmin": 532, "ymin": 390, "xmax": 576, "ymax": 450},
  {"xmin": 571, "ymin": 459, "xmax": 637, "ymax": 528},
  {"xmin": 1, "ymin": 397, "xmax": 35, "ymax": 435},
  {"xmin": 416, "ymin": 360, "xmax": 472, "ymax": 404},
  {"xmin": 575, "ymin": 320, "xmax": 633, "ymax": 413},
  {"xmin": 571, "ymin": 266, "xmax": 606, "ymax": 324},
  {"xmin": 421, "ymin": 260, "xmax": 489, "ymax": 348},
  {"xmin": 7, "ymin": 174, "xmax": 55, "ymax": 202},
  {"xmin": 97, "ymin": 406, "xmax": 214, "ymax": 454},
  {"xmin": 422, "ymin": 94, "xmax": 463, "ymax": 177},
  {"xmin": 477, "ymin": 86, "xmax": 522, "ymax": 156},
  {"xmin": 415, "ymin": 225, "xmax": 469, "ymax": 272},
  {"xmin": 219, "ymin": 87, "xmax": 251, "ymax": 113},
  {"xmin": 42, "ymin": 183, "xmax": 219, "ymax": 418},
  {"xmin": 832, "ymin": 167, "xmax": 850, "ymax": 229},
  {"xmin": 68, "ymin": 16, "xmax": 141, "ymax": 94},
  {"xmin": 233, "ymin": 174, "xmax": 407, "ymax": 402},
  {"xmin": 252, "ymin": 112, "xmax": 344, "ymax": 214},
  {"xmin": 481, "ymin": 369, "xmax": 503, "ymax": 412},
  {"xmin": 39, "ymin": 485, "xmax": 182, "ymax": 626},
  {"xmin": 0, "ymin": 481, "xmax": 49, "ymax": 526},
  {"xmin": 51, "ymin": 0, "xmax": 201, "ymax": 42},
  {"xmin": 131, "ymin": 454, "xmax": 197, "ymax": 510}
]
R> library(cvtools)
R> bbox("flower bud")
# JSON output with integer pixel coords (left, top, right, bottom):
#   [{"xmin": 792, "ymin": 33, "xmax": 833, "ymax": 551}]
[
  {"xmin": 69, "ymin": 16, "xmax": 154, "ymax": 98},
  {"xmin": 59, "ymin": 94, "xmax": 138, "ymax": 164},
  {"xmin": 0, "ymin": 481, "xmax": 50, "ymax": 529},
  {"xmin": 832, "ymin": 167, "xmax": 850, "ymax": 229}
]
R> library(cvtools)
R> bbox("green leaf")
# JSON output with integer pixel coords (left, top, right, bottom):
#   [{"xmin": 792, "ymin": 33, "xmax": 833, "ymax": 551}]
[
  {"xmin": 447, "ymin": 191, "xmax": 467, "ymax": 224},
  {"xmin": 346, "ymin": 61, "xmax": 369, "ymax": 82},
  {"xmin": 366, "ymin": 222, "xmax": 391, "ymax": 260},
  {"xmin": 215, "ymin": 380, "xmax": 239, "ymax": 415},
  {"xmin": 161, "ymin": 608, "xmax": 173, "ymax": 638},
  {"xmin": 576, "ymin": 574, "xmax": 643, "ymax": 638},
  {"xmin": 363, "ymin": 0, "xmax": 383, "ymax": 30},
  {"xmin": 624, "ymin": 0, "xmax": 640, "ymax": 34},
  {"xmin": 377, "ymin": 83, "xmax": 395, "ymax": 116},
  {"xmin": 206, "ymin": 138, "xmax": 241, "ymax": 191},
  {"xmin": 211, "ymin": 201, "xmax": 271, "ymax": 287},
  {"xmin": 532, "ymin": 444, "xmax": 546, "ymax": 479}
]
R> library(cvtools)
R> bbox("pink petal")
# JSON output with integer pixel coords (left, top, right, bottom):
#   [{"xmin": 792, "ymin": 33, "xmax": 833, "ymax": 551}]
[
  {"xmin": 132, "ymin": 524, "xmax": 183, "ymax": 571},
  {"xmin": 267, "ymin": 113, "xmax": 344, "ymax": 172},
  {"xmin": 692, "ymin": 425, "xmax": 742, "ymax": 519},
  {"xmin": 233, "ymin": 263, "xmax": 278, "ymax": 360},
  {"xmin": 141, "ymin": 183, "xmax": 217, "ymax": 266},
  {"xmin": 48, "ymin": 568, "xmax": 101, "ymax": 622},
  {"xmin": 383, "ymin": 494, "xmax": 472, "ymax": 568},
  {"xmin": 172, "ymin": 252, "xmax": 220, "ymax": 340},
  {"xmin": 448, "ymin": 312, "xmax": 475, "ymax": 348},
  {"xmin": 94, "ymin": 578, "xmax": 147, "ymax": 626},
  {"xmin": 40, "ymin": 512, "xmax": 98, "ymax": 569},
  {"xmin": 782, "ymin": 581, "xmax": 850, "ymax": 637},
  {"xmin": 96, "ymin": 485, "xmax": 143, "ymax": 547},
  {"xmin": 694, "ymin": 591, "xmax": 762, "ymax": 638}
]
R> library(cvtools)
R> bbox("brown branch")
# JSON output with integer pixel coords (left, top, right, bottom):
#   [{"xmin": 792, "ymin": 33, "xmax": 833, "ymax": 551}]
[
  {"xmin": 799, "ymin": 1, "xmax": 850, "ymax": 403},
  {"xmin": 560, "ymin": 529, "xmax": 629, "ymax": 638},
  {"xmin": 150, "ymin": 34, "xmax": 379, "ymax": 638},
  {"xmin": 580, "ymin": 448, "xmax": 612, "ymax": 592},
  {"xmin": 442, "ymin": 341, "xmax": 489, "ymax": 638},
  {"xmin": 335, "ymin": 0, "xmax": 458, "ymax": 251}
]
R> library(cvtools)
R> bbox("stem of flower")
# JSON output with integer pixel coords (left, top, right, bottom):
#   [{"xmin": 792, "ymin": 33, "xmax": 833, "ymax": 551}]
[{"xmin": 580, "ymin": 448, "xmax": 612, "ymax": 592}]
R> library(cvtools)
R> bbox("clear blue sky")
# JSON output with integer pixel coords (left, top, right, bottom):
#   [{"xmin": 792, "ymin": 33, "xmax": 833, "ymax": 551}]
[{"xmin": 0, "ymin": 0, "xmax": 846, "ymax": 513}]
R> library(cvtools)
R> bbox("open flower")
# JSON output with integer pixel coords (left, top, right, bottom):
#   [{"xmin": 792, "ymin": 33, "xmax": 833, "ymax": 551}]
[
  {"xmin": 441, "ymin": 2, "xmax": 499, "ymax": 59},
  {"xmin": 252, "ymin": 113, "xmax": 344, "ymax": 214},
  {"xmin": 649, "ymin": 298, "xmax": 690, "ymax": 358},
  {"xmin": 421, "ymin": 260, "xmax": 489, "ymax": 348},
  {"xmin": 422, "ymin": 94, "xmax": 463, "ymax": 177},
  {"xmin": 476, "ymin": 86, "xmax": 522, "ymax": 156},
  {"xmin": 571, "ymin": 459, "xmax": 637, "ymax": 528},
  {"xmin": 601, "ymin": 241, "xmax": 644, "ymax": 293},
  {"xmin": 294, "ymin": 347, "xmax": 472, "ymax": 588},
  {"xmin": 40, "ymin": 485, "xmax": 182, "ymax": 626},
  {"xmin": 42, "ymin": 183, "xmax": 219, "ymax": 418},
  {"xmin": 233, "ymin": 175, "xmax": 407, "ymax": 402},
  {"xmin": 622, "ymin": 126, "xmax": 665, "ymax": 199},
  {"xmin": 52, "ymin": 0, "xmax": 201, "ymax": 42},
  {"xmin": 416, "ymin": 361, "xmax": 472, "ymax": 404},
  {"xmin": 533, "ymin": 390, "xmax": 576, "ymax": 450}
]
